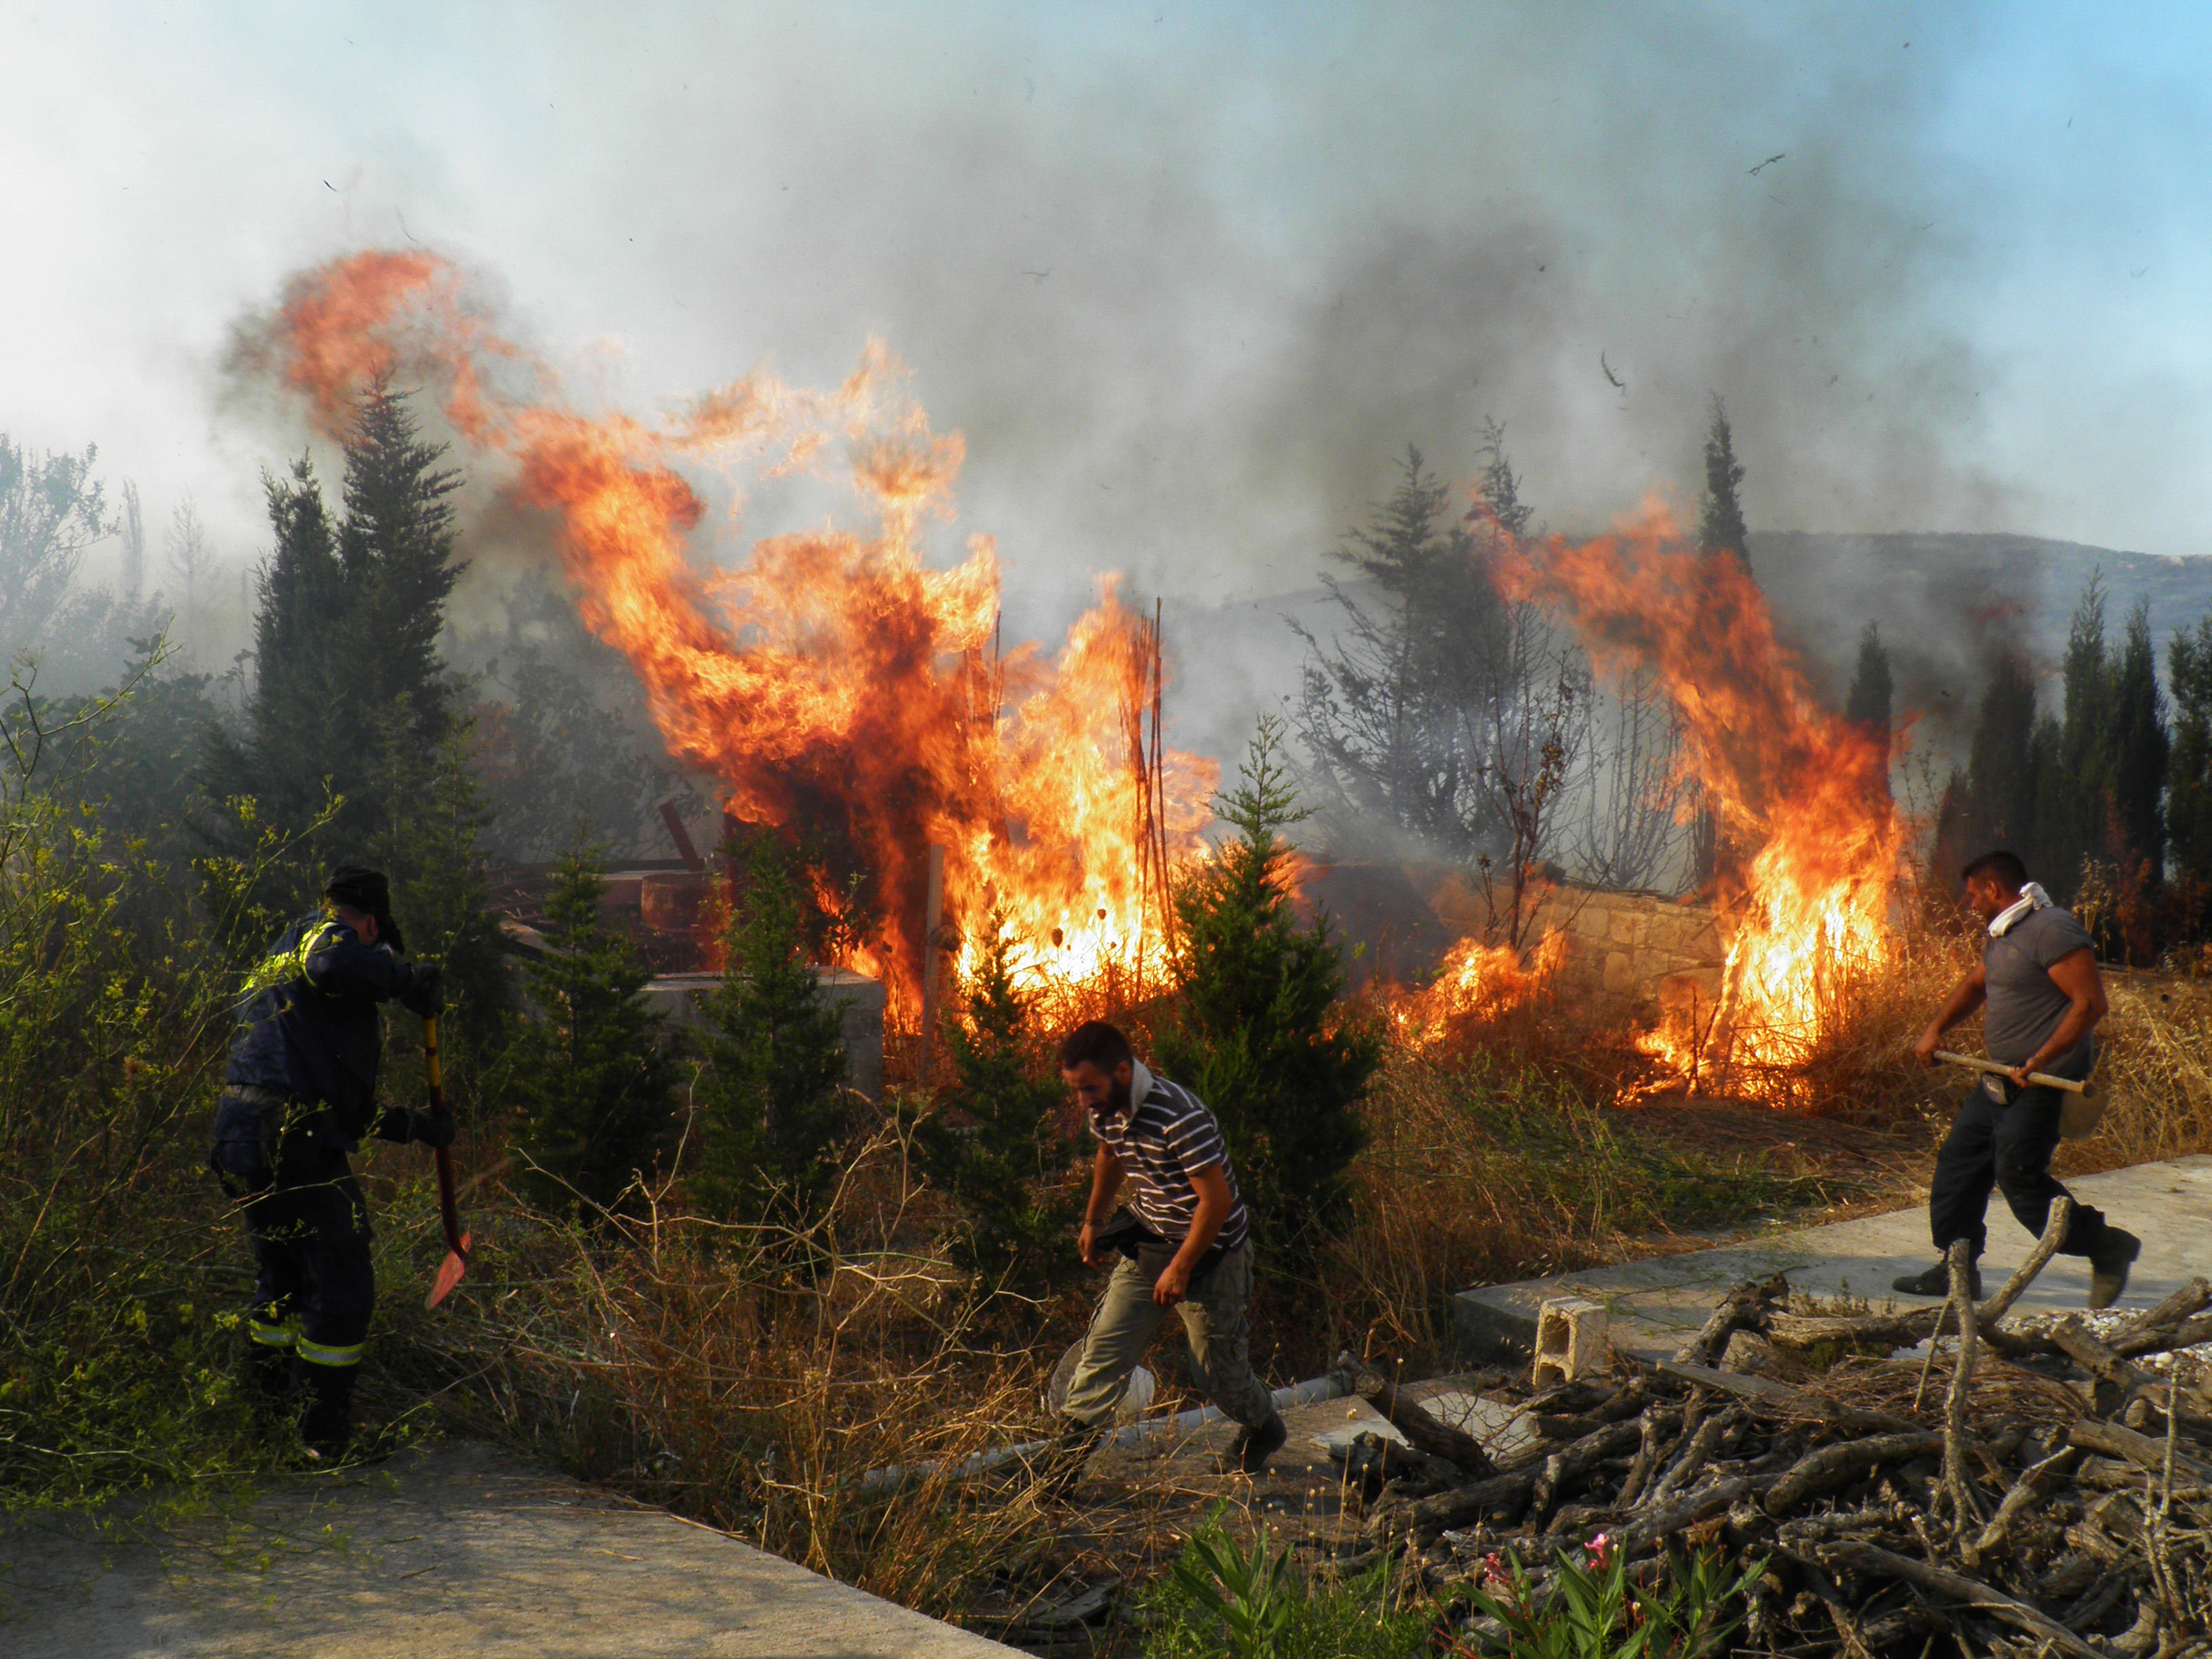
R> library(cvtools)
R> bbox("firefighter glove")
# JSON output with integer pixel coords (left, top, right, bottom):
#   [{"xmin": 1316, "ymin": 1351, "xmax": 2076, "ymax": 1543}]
[
  {"xmin": 400, "ymin": 962, "xmax": 445, "ymax": 1018},
  {"xmin": 373, "ymin": 1106, "xmax": 457, "ymax": 1149}
]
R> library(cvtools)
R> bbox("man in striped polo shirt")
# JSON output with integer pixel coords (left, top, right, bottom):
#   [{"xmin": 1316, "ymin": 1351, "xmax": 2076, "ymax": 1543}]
[{"xmin": 1038, "ymin": 1020, "xmax": 1286, "ymax": 1490}]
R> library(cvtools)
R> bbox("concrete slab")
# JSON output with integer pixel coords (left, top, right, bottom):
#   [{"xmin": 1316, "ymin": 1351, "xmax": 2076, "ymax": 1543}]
[
  {"xmin": 1454, "ymin": 1153, "xmax": 2212, "ymax": 1366},
  {"xmin": 0, "ymin": 1441, "xmax": 1017, "ymax": 1659}
]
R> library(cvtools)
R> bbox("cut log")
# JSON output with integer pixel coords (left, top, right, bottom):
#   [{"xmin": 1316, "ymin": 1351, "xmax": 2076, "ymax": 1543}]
[
  {"xmin": 1763, "ymin": 1431, "xmax": 1946, "ymax": 1515},
  {"xmin": 1347, "ymin": 1366, "xmax": 1499, "ymax": 1478},
  {"xmin": 2108, "ymin": 1274, "xmax": 2210, "ymax": 1348},
  {"xmin": 2114, "ymin": 1310, "xmax": 2212, "ymax": 1358},
  {"xmin": 1530, "ymin": 1419, "xmax": 1647, "ymax": 1517},
  {"xmin": 1818, "ymin": 1540, "xmax": 2104, "ymax": 1659},
  {"xmin": 1373, "ymin": 1471, "xmax": 1532, "ymax": 1535},
  {"xmin": 1620, "ymin": 1474, "xmax": 1759, "ymax": 1551},
  {"xmin": 1767, "ymin": 1307, "xmax": 1942, "ymax": 1355},
  {"xmin": 1670, "ymin": 1273, "xmax": 1790, "ymax": 1366},
  {"xmin": 2070, "ymin": 1418, "xmax": 2212, "ymax": 1482}
]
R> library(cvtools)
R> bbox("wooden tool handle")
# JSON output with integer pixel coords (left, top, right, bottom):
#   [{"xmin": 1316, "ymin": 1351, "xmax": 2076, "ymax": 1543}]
[{"xmin": 1933, "ymin": 1049, "xmax": 2091, "ymax": 1097}]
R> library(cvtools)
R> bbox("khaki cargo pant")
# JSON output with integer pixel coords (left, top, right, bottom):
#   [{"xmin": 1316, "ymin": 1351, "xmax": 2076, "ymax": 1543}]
[{"xmin": 1061, "ymin": 1244, "xmax": 1279, "ymax": 1430}]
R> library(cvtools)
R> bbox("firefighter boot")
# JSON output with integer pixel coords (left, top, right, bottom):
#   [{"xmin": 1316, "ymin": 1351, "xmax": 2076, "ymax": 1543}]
[{"xmin": 294, "ymin": 1358, "xmax": 357, "ymax": 1463}]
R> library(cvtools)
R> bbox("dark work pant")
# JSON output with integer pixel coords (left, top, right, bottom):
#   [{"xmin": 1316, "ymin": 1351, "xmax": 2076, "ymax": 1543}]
[
  {"xmin": 213, "ymin": 1099, "xmax": 375, "ymax": 1368},
  {"xmin": 1928, "ymin": 1079, "xmax": 2110, "ymax": 1260}
]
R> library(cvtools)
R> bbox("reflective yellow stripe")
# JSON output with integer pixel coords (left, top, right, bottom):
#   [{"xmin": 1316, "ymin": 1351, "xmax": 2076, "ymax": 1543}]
[
  {"xmin": 249, "ymin": 1319, "xmax": 298, "ymax": 1349},
  {"xmin": 241, "ymin": 920, "xmax": 344, "ymax": 997},
  {"xmin": 295, "ymin": 1338, "xmax": 363, "ymax": 1368}
]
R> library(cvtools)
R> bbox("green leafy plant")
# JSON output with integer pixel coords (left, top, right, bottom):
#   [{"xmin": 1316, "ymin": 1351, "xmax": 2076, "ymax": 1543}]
[
  {"xmin": 1161, "ymin": 1506, "xmax": 1296, "ymax": 1659},
  {"xmin": 1456, "ymin": 1537, "xmax": 1763, "ymax": 1659},
  {"xmin": 1145, "ymin": 1505, "xmax": 1433, "ymax": 1659}
]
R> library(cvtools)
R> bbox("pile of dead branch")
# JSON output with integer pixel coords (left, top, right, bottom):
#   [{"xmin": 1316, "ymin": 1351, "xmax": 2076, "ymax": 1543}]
[{"xmin": 1337, "ymin": 1200, "xmax": 2211, "ymax": 1656}]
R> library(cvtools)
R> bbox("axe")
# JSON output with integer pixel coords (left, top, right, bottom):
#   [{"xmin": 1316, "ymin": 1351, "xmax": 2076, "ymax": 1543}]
[
  {"xmin": 422, "ymin": 1015, "xmax": 472, "ymax": 1308},
  {"xmin": 1933, "ymin": 1049, "xmax": 2104, "ymax": 1140}
]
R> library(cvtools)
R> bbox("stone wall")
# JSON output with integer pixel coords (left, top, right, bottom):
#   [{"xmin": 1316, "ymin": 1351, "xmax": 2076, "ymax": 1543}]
[{"xmin": 1530, "ymin": 887, "xmax": 1725, "ymax": 1012}]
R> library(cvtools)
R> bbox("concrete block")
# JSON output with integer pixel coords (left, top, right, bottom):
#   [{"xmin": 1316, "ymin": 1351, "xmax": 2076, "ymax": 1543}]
[
  {"xmin": 1572, "ymin": 904, "xmax": 1614, "ymax": 939},
  {"xmin": 1607, "ymin": 909, "xmax": 1647, "ymax": 947},
  {"xmin": 1532, "ymin": 1298, "xmax": 1610, "ymax": 1388}
]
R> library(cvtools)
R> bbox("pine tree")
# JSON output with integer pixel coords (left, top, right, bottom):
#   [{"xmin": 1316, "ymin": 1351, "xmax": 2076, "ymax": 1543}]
[
  {"xmin": 2107, "ymin": 600, "xmax": 2169, "ymax": 880},
  {"xmin": 693, "ymin": 841, "xmax": 851, "ymax": 1229},
  {"xmin": 1843, "ymin": 622, "xmax": 1894, "ymax": 802},
  {"xmin": 2168, "ymin": 616, "xmax": 2212, "ymax": 884},
  {"xmin": 509, "ymin": 838, "xmax": 682, "ymax": 1215},
  {"xmin": 1697, "ymin": 396, "xmax": 1750, "ymax": 570},
  {"xmin": 1157, "ymin": 717, "xmax": 1381, "ymax": 1277},
  {"xmin": 909, "ymin": 922, "xmax": 1081, "ymax": 1295}
]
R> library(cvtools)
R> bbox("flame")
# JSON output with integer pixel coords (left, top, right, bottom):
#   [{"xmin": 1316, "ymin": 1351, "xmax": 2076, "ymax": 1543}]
[
  {"xmin": 250, "ymin": 250, "xmax": 1214, "ymax": 1008},
  {"xmin": 1387, "ymin": 929, "xmax": 1570, "ymax": 1050},
  {"xmin": 1495, "ymin": 506, "xmax": 1907, "ymax": 1099}
]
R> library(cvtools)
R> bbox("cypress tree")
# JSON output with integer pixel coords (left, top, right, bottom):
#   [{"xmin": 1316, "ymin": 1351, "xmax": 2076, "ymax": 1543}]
[
  {"xmin": 693, "ymin": 841, "xmax": 851, "ymax": 1229},
  {"xmin": 510, "ymin": 838, "xmax": 682, "ymax": 1215},
  {"xmin": 204, "ymin": 384, "xmax": 463, "ymax": 853},
  {"xmin": 1697, "ymin": 395, "xmax": 1750, "ymax": 570},
  {"xmin": 909, "ymin": 923, "xmax": 1082, "ymax": 1295},
  {"xmin": 2034, "ymin": 575, "xmax": 2113, "ymax": 900},
  {"xmin": 1963, "ymin": 650, "xmax": 2040, "ymax": 855},
  {"xmin": 1157, "ymin": 717, "xmax": 1381, "ymax": 1278},
  {"xmin": 2168, "ymin": 616, "xmax": 2212, "ymax": 884},
  {"xmin": 2107, "ymin": 600, "xmax": 2169, "ymax": 880},
  {"xmin": 1843, "ymin": 622, "xmax": 1894, "ymax": 801}
]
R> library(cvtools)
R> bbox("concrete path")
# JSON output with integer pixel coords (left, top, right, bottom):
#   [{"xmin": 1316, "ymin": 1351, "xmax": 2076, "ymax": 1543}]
[
  {"xmin": 1, "ymin": 1441, "xmax": 1017, "ymax": 1659},
  {"xmin": 1454, "ymin": 1152, "xmax": 2212, "ymax": 1364}
]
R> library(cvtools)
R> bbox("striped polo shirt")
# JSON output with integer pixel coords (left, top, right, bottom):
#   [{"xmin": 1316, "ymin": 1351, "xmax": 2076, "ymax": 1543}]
[{"xmin": 1089, "ymin": 1060, "xmax": 1250, "ymax": 1251}]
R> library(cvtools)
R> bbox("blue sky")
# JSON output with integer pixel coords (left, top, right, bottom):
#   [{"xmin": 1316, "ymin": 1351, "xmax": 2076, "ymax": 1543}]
[{"xmin": 2, "ymin": 1, "xmax": 2207, "ymax": 626}]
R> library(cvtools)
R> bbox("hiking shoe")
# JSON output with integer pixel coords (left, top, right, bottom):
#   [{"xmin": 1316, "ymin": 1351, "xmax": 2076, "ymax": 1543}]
[
  {"xmin": 1216, "ymin": 1416, "xmax": 1288, "ymax": 1476},
  {"xmin": 1025, "ymin": 1420, "xmax": 1101, "ymax": 1500},
  {"xmin": 1891, "ymin": 1260, "xmax": 1981, "ymax": 1299},
  {"xmin": 2088, "ymin": 1229, "xmax": 2142, "ymax": 1311}
]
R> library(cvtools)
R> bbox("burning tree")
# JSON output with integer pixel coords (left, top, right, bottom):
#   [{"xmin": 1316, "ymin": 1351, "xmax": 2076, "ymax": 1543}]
[{"xmin": 233, "ymin": 249, "xmax": 1214, "ymax": 1015}]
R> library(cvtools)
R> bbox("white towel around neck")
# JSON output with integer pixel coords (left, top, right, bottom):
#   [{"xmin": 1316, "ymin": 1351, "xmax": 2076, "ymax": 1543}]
[{"xmin": 1988, "ymin": 880, "xmax": 2053, "ymax": 938}]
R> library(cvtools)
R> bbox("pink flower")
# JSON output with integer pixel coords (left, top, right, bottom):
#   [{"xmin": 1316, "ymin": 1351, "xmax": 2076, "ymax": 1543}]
[{"xmin": 1585, "ymin": 1532, "xmax": 1613, "ymax": 1569}]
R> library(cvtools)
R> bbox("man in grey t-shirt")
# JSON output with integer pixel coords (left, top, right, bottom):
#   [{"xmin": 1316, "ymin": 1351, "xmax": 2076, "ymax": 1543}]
[{"xmin": 1902, "ymin": 849, "xmax": 2139, "ymax": 1307}]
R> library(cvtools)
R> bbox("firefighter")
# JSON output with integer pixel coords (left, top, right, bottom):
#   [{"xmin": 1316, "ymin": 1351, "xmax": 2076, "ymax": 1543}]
[{"xmin": 208, "ymin": 865, "xmax": 446, "ymax": 1460}]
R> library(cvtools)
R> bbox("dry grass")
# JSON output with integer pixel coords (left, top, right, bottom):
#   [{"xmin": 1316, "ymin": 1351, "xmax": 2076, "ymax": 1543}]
[{"xmin": 373, "ymin": 1122, "xmax": 1097, "ymax": 1621}]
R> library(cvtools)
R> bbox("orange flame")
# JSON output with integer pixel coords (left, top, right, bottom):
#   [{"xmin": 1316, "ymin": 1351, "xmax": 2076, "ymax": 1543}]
[
  {"xmin": 250, "ymin": 250, "xmax": 1214, "ymax": 1008},
  {"xmin": 1386, "ymin": 930, "xmax": 1570, "ymax": 1050},
  {"xmin": 1495, "ymin": 506, "xmax": 1907, "ymax": 1098}
]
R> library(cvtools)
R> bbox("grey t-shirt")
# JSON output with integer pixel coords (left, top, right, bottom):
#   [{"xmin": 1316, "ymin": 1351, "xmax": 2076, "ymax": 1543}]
[{"xmin": 1982, "ymin": 904, "xmax": 2096, "ymax": 1067}]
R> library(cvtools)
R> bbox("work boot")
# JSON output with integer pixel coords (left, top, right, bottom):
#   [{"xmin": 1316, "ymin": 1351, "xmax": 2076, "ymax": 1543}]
[
  {"xmin": 294, "ymin": 1360, "xmax": 357, "ymax": 1463},
  {"xmin": 2088, "ymin": 1229, "xmax": 2142, "ymax": 1311},
  {"xmin": 1216, "ymin": 1416, "xmax": 1288, "ymax": 1476},
  {"xmin": 1025, "ymin": 1418, "xmax": 1101, "ymax": 1500},
  {"xmin": 1891, "ymin": 1260, "xmax": 1981, "ymax": 1300}
]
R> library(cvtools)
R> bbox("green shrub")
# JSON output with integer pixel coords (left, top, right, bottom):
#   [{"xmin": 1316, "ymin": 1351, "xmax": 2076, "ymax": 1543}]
[
  {"xmin": 692, "ymin": 840, "xmax": 851, "ymax": 1229},
  {"xmin": 1144, "ymin": 1506, "xmax": 1431, "ymax": 1659},
  {"xmin": 508, "ymin": 838, "xmax": 684, "ymax": 1214},
  {"xmin": 1158, "ymin": 718, "xmax": 1381, "ymax": 1277},
  {"xmin": 909, "ymin": 921, "xmax": 1082, "ymax": 1295}
]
